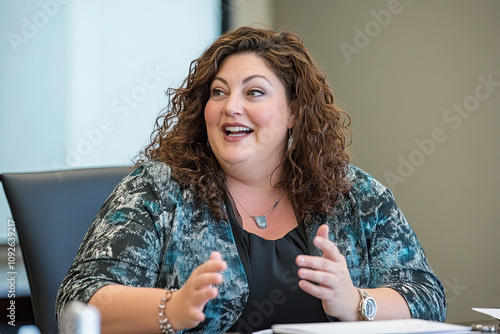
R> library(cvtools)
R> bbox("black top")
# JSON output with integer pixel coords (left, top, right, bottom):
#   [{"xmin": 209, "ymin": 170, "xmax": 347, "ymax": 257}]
[{"xmin": 226, "ymin": 196, "xmax": 328, "ymax": 333}]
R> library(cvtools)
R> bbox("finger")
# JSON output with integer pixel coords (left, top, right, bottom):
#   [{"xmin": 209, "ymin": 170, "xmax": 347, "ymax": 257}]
[
  {"xmin": 210, "ymin": 252, "xmax": 228, "ymax": 272},
  {"xmin": 296, "ymin": 254, "xmax": 336, "ymax": 272},
  {"xmin": 190, "ymin": 285, "xmax": 219, "ymax": 306},
  {"xmin": 187, "ymin": 304, "xmax": 207, "ymax": 323},
  {"xmin": 210, "ymin": 251, "xmax": 222, "ymax": 261},
  {"xmin": 313, "ymin": 235, "xmax": 345, "ymax": 263},
  {"xmin": 298, "ymin": 279, "xmax": 335, "ymax": 300},
  {"xmin": 297, "ymin": 268, "xmax": 337, "ymax": 287},
  {"xmin": 189, "ymin": 310, "xmax": 206, "ymax": 323},
  {"xmin": 191, "ymin": 272, "xmax": 224, "ymax": 290},
  {"xmin": 313, "ymin": 225, "xmax": 344, "ymax": 263},
  {"xmin": 209, "ymin": 252, "xmax": 227, "ymax": 271},
  {"xmin": 193, "ymin": 258, "xmax": 227, "ymax": 275},
  {"xmin": 316, "ymin": 224, "xmax": 329, "ymax": 239}
]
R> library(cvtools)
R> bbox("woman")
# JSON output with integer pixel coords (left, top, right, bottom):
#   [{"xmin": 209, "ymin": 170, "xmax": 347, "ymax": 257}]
[{"xmin": 56, "ymin": 27, "xmax": 446, "ymax": 333}]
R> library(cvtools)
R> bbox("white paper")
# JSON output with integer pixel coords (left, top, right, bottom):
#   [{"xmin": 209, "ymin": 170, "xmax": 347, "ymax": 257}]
[
  {"xmin": 472, "ymin": 308, "xmax": 500, "ymax": 320},
  {"xmin": 271, "ymin": 319, "xmax": 471, "ymax": 334}
]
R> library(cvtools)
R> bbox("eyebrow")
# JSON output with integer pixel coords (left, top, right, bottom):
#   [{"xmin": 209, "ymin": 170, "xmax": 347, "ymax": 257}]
[{"xmin": 212, "ymin": 74, "xmax": 273, "ymax": 86}]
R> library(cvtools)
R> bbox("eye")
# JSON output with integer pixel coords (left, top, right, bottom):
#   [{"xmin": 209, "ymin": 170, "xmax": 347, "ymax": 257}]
[
  {"xmin": 248, "ymin": 89, "xmax": 265, "ymax": 97},
  {"xmin": 210, "ymin": 88, "xmax": 225, "ymax": 97}
]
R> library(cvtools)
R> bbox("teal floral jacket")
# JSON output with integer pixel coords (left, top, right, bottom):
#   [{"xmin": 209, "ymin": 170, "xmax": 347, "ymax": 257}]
[{"xmin": 56, "ymin": 161, "xmax": 446, "ymax": 332}]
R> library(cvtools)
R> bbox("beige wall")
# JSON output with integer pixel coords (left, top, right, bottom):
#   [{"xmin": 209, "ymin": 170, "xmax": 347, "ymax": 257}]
[{"xmin": 231, "ymin": 0, "xmax": 500, "ymax": 324}]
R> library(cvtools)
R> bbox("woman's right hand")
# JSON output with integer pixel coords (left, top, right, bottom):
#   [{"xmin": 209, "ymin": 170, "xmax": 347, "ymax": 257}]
[{"xmin": 169, "ymin": 251, "xmax": 227, "ymax": 330}]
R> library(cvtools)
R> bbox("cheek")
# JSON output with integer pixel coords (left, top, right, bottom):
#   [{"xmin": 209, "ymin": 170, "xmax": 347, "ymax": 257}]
[
  {"xmin": 204, "ymin": 102, "xmax": 219, "ymax": 127},
  {"xmin": 257, "ymin": 103, "xmax": 292, "ymax": 130}
]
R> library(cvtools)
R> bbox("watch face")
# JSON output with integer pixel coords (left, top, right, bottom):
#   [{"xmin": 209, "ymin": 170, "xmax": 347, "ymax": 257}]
[{"xmin": 364, "ymin": 298, "xmax": 377, "ymax": 319}]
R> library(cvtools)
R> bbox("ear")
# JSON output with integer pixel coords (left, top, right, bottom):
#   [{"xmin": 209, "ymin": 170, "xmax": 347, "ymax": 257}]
[
  {"xmin": 287, "ymin": 99, "xmax": 297, "ymax": 129},
  {"xmin": 287, "ymin": 115, "xmax": 294, "ymax": 129}
]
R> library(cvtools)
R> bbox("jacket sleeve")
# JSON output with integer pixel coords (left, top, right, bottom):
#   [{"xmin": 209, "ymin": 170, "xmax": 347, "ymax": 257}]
[
  {"xmin": 364, "ymin": 184, "xmax": 447, "ymax": 322},
  {"xmin": 55, "ymin": 164, "xmax": 169, "ymax": 324}
]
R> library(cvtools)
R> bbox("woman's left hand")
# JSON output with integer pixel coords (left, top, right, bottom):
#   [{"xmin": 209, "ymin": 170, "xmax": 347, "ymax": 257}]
[{"xmin": 296, "ymin": 224, "xmax": 361, "ymax": 321}]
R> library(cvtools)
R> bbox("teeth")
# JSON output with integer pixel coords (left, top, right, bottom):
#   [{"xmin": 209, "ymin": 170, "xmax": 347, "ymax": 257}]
[{"xmin": 225, "ymin": 126, "xmax": 251, "ymax": 132}]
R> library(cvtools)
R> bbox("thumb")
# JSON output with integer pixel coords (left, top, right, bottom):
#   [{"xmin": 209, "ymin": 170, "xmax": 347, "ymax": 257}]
[
  {"xmin": 316, "ymin": 224, "xmax": 329, "ymax": 239},
  {"xmin": 210, "ymin": 251, "xmax": 222, "ymax": 261}
]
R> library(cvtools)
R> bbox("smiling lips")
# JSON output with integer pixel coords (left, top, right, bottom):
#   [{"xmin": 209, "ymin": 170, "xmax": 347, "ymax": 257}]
[{"xmin": 224, "ymin": 125, "xmax": 253, "ymax": 137}]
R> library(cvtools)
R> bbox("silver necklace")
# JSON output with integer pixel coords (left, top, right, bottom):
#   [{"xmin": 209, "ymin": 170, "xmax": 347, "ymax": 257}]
[{"xmin": 231, "ymin": 188, "xmax": 285, "ymax": 229}]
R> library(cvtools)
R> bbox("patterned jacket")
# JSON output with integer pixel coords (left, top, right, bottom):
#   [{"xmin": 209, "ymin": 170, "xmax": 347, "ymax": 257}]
[{"xmin": 56, "ymin": 161, "xmax": 447, "ymax": 332}]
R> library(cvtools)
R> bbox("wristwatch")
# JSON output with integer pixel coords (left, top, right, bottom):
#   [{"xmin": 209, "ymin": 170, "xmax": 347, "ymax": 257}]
[{"xmin": 357, "ymin": 288, "xmax": 377, "ymax": 321}]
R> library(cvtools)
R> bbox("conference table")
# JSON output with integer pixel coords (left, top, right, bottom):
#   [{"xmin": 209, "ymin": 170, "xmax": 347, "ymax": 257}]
[{"xmin": 224, "ymin": 318, "xmax": 499, "ymax": 334}]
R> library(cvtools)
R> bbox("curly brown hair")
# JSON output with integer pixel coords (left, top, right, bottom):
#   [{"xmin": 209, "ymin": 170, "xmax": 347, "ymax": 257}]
[{"xmin": 139, "ymin": 26, "xmax": 352, "ymax": 221}]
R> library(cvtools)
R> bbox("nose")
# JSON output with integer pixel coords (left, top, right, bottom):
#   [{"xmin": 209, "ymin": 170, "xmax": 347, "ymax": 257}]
[{"xmin": 223, "ymin": 93, "xmax": 244, "ymax": 116}]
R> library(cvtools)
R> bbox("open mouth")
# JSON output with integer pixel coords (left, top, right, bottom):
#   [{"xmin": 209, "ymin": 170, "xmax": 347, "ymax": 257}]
[{"xmin": 224, "ymin": 126, "xmax": 253, "ymax": 137}]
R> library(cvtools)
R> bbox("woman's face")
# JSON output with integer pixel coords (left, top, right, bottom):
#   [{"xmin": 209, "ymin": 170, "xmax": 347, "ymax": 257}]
[{"xmin": 205, "ymin": 53, "xmax": 293, "ymax": 174}]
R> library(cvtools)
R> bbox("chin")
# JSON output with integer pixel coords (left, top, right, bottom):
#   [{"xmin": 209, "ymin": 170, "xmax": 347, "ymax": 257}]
[{"xmin": 220, "ymin": 156, "xmax": 248, "ymax": 166}]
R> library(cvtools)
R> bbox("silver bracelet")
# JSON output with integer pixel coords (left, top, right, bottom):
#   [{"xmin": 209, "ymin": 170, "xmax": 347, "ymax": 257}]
[{"xmin": 158, "ymin": 288, "xmax": 177, "ymax": 334}]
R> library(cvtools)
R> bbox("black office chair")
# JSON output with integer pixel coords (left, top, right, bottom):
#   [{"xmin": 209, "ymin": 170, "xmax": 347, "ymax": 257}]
[{"xmin": 1, "ymin": 166, "xmax": 132, "ymax": 334}]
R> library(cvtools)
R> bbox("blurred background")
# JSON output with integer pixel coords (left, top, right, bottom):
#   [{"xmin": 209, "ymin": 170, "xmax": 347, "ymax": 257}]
[{"xmin": 1, "ymin": 0, "xmax": 499, "ymax": 328}]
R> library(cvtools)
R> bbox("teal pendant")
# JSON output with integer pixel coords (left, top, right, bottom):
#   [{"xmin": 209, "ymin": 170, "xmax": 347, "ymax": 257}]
[{"xmin": 253, "ymin": 216, "xmax": 268, "ymax": 229}]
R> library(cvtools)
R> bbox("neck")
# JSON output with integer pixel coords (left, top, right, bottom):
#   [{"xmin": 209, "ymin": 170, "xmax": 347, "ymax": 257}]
[
  {"xmin": 226, "ymin": 168, "xmax": 284, "ymax": 214},
  {"xmin": 225, "ymin": 159, "xmax": 284, "ymax": 187},
  {"xmin": 226, "ymin": 170, "xmax": 283, "ymax": 196}
]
